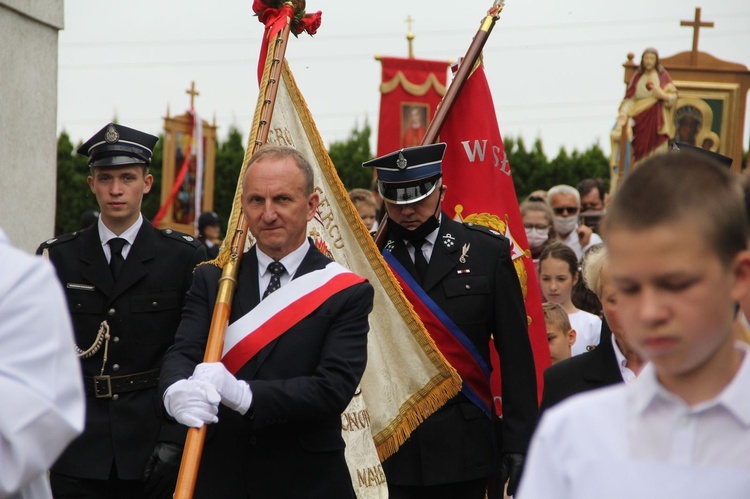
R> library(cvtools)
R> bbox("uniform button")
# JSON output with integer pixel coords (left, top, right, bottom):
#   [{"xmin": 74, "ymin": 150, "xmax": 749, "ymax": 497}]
[
  {"xmin": 113, "ymin": 336, "xmax": 120, "ymax": 343},
  {"xmin": 465, "ymin": 284, "xmax": 471, "ymax": 289},
  {"xmin": 108, "ymin": 308, "xmax": 116, "ymax": 316},
  {"xmin": 112, "ymin": 364, "xmax": 120, "ymax": 372},
  {"xmin": 249, "ymin": 436, "xmax": 258, "ymax": 445},
  {"xmin": 76, "ymin": 303, "xmax": 82, "ymax": 310},
  {"xmin": 152, "ymin": 301, "xmax": 158, "ymax": 308},
  {"xmin": 112, "ymin": 394, "xmax": 119, "ymax": 401}
]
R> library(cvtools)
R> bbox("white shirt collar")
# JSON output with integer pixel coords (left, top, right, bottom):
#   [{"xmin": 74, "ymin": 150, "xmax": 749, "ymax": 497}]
[
  {"xmin": 611, "ymin": 333, "xmax": 638, "ymax": 384},
  {"xmin": 631, "ymin": 342, "xmax": 750, "ymax": 426},
  {"xmin": 98, "ymin": 214, "xmax": 142, "ymax": 258},
  {"xmin": 256, "ymin": 238, "xmax": 310, "ymax": 279},
  {"xmin": 401, "ymin": 213, "xmax": 442, "ymax": 248}
]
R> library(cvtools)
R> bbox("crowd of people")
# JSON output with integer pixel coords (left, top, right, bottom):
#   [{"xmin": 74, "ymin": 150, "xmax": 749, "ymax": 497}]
[{"xmin": 2, "ymin": 120, "xmax": 750, "ymax": 499}]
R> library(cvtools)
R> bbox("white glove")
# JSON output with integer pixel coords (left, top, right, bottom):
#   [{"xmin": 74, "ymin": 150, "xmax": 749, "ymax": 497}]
[
  {"xmin": 192, "ymin": 362, "xmax": 252, "ymax": 415},
  {"xmin": 163, "ymin": 379, "xmax": 221, "ymax": 428}
]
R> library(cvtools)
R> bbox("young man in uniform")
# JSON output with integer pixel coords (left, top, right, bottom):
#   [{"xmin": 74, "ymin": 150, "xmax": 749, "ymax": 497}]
[{"xmin": 38, "ymin": 123, "xmax": 206, "ymax": 498}]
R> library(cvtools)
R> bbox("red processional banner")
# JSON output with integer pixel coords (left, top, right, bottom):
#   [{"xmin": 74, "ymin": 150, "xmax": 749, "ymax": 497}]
[
  {"xmin": 376, "ymin": 56, "xmax": 449, "ymax": 157},
  {"xmin": 440, "ymin": 60, "xmax": 551, "ymax": 408}
]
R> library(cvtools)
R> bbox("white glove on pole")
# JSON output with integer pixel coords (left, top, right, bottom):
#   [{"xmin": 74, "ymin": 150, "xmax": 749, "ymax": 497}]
[
  {"xmin": 163, "ymin": 379, "xmax": 221, "ymax": 428},
  {"xmin": 191, "ymin": 362, "xmax": 253, "ymax": 415}
]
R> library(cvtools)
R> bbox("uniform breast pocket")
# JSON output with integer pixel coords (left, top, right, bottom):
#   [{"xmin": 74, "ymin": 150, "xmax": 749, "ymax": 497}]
[
  {"xmin": 442, "ymin": 275, "xmax": 490, "ymax": 324},
  {"xmin": 66, "ymin": 290, "xmax": 105, "ymax": 315},
  {"xmin": 130, "ymin": 290, "xmax": 181, "ymax": 344}
]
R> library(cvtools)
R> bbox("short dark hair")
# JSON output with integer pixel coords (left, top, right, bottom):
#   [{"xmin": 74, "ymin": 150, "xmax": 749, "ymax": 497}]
[
  {"xmin": 245, "ymin": 145, "xmax": 315, "ymax": 196},
  {"xmin": 601, "ymin": 151, "xmax": 748, "ymax": 266},
  {"xmin": 576, "ymin": 178, "xmax": 605, "ymax": 203}
]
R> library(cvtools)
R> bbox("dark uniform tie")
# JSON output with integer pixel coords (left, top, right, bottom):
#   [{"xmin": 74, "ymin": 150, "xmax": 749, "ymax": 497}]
[
  {"xmin": 263, "ymin": 261, "xmax": 286, "ymax": 299},
  {"xmin": 108, "ymin": 238, "xmax": 127, "ymax": 281},
  {"xmin": 411, "ymin": 239, "xmax": 429, "ymax": 283}
]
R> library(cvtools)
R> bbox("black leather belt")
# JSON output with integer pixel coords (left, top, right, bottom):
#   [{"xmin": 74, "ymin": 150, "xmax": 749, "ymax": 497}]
[{"xmin": 84, "ymin": 369, "xmax": 160, "ymax": 398}]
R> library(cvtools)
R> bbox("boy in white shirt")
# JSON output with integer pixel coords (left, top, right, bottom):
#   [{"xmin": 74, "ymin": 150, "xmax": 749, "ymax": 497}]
[{"xmin": 517, "ymin": 150, "xmax": 750, "ymax": 498}]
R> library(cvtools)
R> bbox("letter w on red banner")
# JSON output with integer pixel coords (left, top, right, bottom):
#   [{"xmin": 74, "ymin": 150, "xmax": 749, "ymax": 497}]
[
  {"xmin": 440, "ymin": 61, "xmax": 551, "ymax": 409},
  {"xmin": 376, "ymin": 57, "xmax": 449, "ymax": 156}
]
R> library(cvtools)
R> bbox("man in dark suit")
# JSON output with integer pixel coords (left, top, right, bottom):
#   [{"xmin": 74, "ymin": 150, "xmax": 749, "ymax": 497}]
[
  {"xmin": 539, "ymin": 322, "xmax": 624, "ymax": 416},
  {"xmin": 38, "ymin": 123, "xmax": 206, "ymax": 498},
  {"xmin": 159, "ymin": 146, "xmax": 374, "ymax": 498},
  {"xmin": 363, "ymin": 144, "xmax": 538, "ymax": 498}
]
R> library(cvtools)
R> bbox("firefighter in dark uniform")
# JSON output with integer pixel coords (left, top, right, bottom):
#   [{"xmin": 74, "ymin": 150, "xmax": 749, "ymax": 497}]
[
  {"xmin": 38, "ymin": 123, "xmax": 206, "ymax": 499},
  {"xmin": 363, "ymin": 144, "xmax": 538, "ymax": 499}
]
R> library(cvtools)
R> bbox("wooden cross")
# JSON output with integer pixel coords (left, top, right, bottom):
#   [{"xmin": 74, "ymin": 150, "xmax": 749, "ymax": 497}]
[
  {"xmin": 405, "ymin": 15, "xmax": 415, "ymax": 59},
  {"xmin": 680, "ymin": 7, "xmax": 714, "ymax": 65},
  {"xmin": 186, "ymin": 81, "xmax": 200, "ymax": 109}
]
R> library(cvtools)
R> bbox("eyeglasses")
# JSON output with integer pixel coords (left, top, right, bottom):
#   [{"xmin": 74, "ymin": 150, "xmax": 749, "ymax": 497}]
[
  {"xmin": 580, "ymin": 203, "xmax": 602, "ymax": 212},
  {"xmin": 552, "ymin": 206, "xmax": 579, "ymax": 216},
  {"xmin": 524, "ymin": 223, "xmax": 550, "ymax": 231}
]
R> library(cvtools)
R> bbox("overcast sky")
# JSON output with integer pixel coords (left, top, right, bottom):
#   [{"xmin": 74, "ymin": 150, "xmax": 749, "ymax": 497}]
[{"xmin": 58, "ymin": 0, "xmax": 749, "ymax": 160}]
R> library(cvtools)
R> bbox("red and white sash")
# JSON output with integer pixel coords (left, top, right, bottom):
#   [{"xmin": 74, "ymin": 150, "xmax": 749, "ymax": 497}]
[{"xmin": 221, "ymin": 262, "xmax": 366, "ymax": 374}]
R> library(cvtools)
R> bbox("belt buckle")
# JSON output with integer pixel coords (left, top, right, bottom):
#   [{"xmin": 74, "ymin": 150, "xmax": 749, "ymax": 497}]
[{"xmin": 94, "ymin": 375, "xmax": 113, "ymax": 398}]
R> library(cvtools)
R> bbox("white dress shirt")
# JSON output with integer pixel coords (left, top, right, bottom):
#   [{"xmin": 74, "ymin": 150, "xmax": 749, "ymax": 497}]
[
  {"xmin": 97, "ymin": 214, "xmax": 143, "ymax": 262},
  {"xmin": 611, "ymin": 333, "xmax": 638, "ymax": 384},
  {"xmin": 0, "ymin": 228, "xmax": 85, "ymax": 499},
  {"xmin": 517, "ymin": 342, "xmax": 750, "ymax": 499},
  {"xmin": 256, "ymin": 239, "xmax": 310, "ymax": 297}
]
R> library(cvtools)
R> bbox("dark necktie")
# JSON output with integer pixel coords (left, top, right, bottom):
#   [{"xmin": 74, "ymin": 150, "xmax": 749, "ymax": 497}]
[
  {"xmin": 108, "ymin": 238, "xmax": 127, "ymax": 281},
  {"xmin": 411, "ymin": 239, "xmax": 429, "ymax": 283},
  {"xmin": 263, "ymin": 261, "xmax": 286, "ymax": 299}
]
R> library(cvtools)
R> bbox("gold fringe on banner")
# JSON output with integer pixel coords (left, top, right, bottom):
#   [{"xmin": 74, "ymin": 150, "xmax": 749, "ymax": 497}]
[{"xmin": 380, "ymin": 71, "xmax": 447, "ymax": 97}]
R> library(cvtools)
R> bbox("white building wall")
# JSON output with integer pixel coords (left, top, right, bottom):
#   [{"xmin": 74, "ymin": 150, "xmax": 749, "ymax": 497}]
[{"xmin": 0, "ymin": 1, "xmax": 63, "ymax": 252}]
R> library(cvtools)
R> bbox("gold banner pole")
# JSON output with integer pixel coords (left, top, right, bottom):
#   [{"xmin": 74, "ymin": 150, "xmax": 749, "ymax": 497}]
[{"xmin": 172, "ymin": 18, "xmax": 293, "ymax": 499}]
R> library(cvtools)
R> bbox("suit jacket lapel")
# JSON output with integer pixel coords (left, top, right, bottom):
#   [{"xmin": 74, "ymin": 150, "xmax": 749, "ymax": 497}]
[
  {"xmin": 80, "ymin": 227, "xmax": 115, "ymax": 297},
  {"xmin": 421, "ymin": 216, "xmax": 461, "ymax": 292},
  {"xmin": 235, "ymin": 247, "xmax": 261, "ymax": 319}
]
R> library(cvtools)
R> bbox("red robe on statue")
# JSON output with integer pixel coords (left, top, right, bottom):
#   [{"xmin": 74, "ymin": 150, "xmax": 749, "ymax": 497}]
[{"xmin": 620, "ymin": 68, "xmax": 676, "ymax": 163}]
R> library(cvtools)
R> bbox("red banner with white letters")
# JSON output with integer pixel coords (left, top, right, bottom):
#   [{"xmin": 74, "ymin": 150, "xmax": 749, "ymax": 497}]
[
  {"xmin": 440, "ymin": 60, "xmax": 551, "ymax": 408},
  {"xmin": 376, "ymin": 57, "xmax": 449, "ymax": 157}
]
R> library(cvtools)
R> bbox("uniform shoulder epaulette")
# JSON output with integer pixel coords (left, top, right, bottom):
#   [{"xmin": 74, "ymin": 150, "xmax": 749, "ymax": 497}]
[
  {"xmin": 160, "ymin": 228, "xmax": 203, "ymax": 248},
  {"xmin": 37, "ymin": 231, "xmax": 82, "ymax": 251},
  {"xmin": 463, "ymin": 222, "xmax": 504, "ymax": 239}
]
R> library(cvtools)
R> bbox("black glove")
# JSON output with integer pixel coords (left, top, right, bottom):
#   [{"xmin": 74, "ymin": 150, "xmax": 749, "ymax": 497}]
[
  {"xmin": 498, "ymin": 452, "xmax": 525, "ymax": 497},
  {"xmin": 143, "ymin": 441, "xmax": 183, "ymax": 499}
]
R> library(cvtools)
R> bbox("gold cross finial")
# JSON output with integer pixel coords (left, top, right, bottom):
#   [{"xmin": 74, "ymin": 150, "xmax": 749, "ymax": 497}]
[
  {"xmin": 186, "ymin": 81, "xmax": 200, "ymax": 109},
  {"xmin": 405, "ymin": 15, "xmax": 415, "ymax": 58},
  {"xmin": 680, "ymin": 7, "xmax": 714, "ymax": 65}
]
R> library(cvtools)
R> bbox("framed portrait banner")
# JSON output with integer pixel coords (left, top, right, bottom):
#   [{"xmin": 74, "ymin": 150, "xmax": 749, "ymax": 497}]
[
  {"xmin": 671, "ymin": 81, "xmax": 740, "ymax": 157},
  {"xmin": 160, "ymin": 111, "xmax": 217, "ymax": 234}
]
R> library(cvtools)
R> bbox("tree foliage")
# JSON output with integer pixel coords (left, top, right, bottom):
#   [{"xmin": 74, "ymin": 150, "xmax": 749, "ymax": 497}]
[
  {"xmin": 53, "ymin": 126, "xmax": 624, "ymax": 236},
  {"xmin": 327, "ymin": 120, "xmax": 374, "ymax": 191},
  {"xmin": 55, "ymin": 132, "xmax": 95, "ymax": 236},
  {"xmin": 213, "ymin": 126, "xmax": 246, "ymax": 233},
  {"xmin": 505, "ymin": 136, "xmax": 611, "ymax": 201}
]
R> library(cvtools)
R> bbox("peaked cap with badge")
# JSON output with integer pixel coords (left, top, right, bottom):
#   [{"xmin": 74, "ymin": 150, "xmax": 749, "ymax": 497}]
[
  {"xmin": 363, "ymin": 143, "xmax": 446, "ymax": 204},
  {"xmin": 78, "ymin": 122, "xmax": 158, "ymax": 168}
]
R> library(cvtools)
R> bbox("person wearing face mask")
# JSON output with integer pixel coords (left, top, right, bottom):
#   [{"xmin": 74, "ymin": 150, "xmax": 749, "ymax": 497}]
[
  {"xmin": 363, "ymin": 143, "xmax": 538, "ymax": 499},
  {"xmin": 520, "ymin": 199, "xmax": 556, "ymax": 268},
  {"xmin": 548, "ymin": 184, "xmax": 602, "ymax": 260}
]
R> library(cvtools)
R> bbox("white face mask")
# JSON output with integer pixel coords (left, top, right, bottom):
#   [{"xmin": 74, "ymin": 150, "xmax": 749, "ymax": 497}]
[
  {"xmin": 554, "ymin": 215, "xmax": 578, "ymax": 236},
  {"xmin": 525, "ymin": 228, "xmax": 549, "ymax": 249}
]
